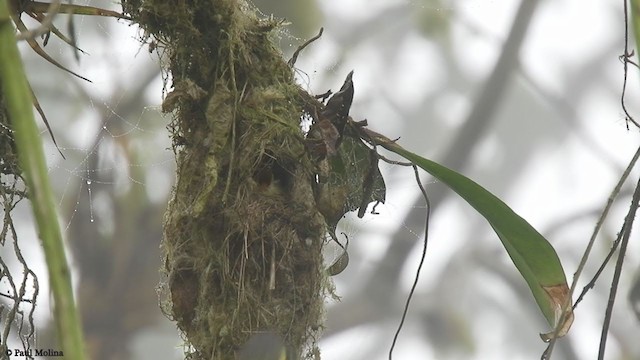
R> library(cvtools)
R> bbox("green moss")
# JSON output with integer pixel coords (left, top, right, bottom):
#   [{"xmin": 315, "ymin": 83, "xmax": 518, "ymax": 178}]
[{"xmin": 122, "ymin": 0, "xmax": 329, "ymax": 358}]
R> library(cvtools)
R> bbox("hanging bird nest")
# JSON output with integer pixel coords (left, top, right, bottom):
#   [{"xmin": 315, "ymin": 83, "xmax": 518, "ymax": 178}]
[{"xmin": 122, "ymin": 0, "xmax": 386, "ymax": 358}]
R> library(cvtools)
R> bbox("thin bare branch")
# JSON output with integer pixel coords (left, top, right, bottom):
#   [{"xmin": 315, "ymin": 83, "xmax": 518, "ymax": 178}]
[
  {"xmin": 288, "ymin": 27, "xmax": 323, "ymax": 67},
  {"xmin": 389, "ymin": 165, "xmax": 431, "ymax": 360},
  {"xmin": 597, "ymin": 175, "xmax": 640, "ymax": 359}
]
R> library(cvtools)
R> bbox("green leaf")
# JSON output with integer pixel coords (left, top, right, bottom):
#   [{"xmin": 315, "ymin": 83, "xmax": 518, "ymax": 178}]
[{"xmin": 374, "ymin": 136, "xmax": 573, "ymax": 338}]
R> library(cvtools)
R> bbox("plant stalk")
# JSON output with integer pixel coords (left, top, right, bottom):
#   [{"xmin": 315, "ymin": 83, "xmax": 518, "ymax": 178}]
[{"xmin": 0, "ymin": 1, "xmax": 85, "ymax": 358}]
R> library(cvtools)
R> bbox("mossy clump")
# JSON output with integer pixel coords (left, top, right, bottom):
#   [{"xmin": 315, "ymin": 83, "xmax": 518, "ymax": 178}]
[{"xmin": 122, "ymin": 0, "xmax": 330, "ymax": 358}]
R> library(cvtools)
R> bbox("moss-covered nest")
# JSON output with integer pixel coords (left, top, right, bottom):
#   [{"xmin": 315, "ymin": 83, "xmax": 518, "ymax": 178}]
[{"xmin": 121, "ymin": 0, "xmax": 331, "ymax": 358}]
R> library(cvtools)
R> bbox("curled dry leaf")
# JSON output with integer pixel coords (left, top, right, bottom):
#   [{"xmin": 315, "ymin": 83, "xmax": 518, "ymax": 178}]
[
  {"xmin": 308, "ymin": 73, "xmax": 385, "ymax": 228},
  {"xmin": 539, "ymin": 283, "xmax": 575, "ymax": 342},
  {"xmin": 326, "ymin": 249, "xmax": 349, "ymax": 276},
  {"xmin": 306, "ymin": 71, "xmax": 354, "ymax": 159}
]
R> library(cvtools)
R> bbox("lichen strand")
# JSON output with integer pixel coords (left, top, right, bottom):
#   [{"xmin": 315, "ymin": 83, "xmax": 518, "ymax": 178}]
[{"xmin": 122, "ymin": 0, "xmax": 328, "ymax": 359}]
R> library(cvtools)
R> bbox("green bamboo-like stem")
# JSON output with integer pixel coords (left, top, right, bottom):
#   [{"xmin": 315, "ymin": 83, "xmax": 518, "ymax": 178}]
[
  {"xmin": 631, "ymin": 0, "xmax": 640, "ymax": 54},
  {"xmin": 0, "ymin": 1, "xmax": 85, "ymax": 358}
]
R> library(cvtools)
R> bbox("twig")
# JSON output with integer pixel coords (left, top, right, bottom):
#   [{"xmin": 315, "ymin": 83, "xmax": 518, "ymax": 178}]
[
  {"xmin": 575, "ymin": 146, "xmax": 640, "ymax": 308},
  {"xmin": 377, "ymin": 154, "xmax": 412, "ymax": 166},
  {"xmin": 573, "ymin": 231, "xmax": 622, "ymax": 309},
  {"xmin": 543, "ymin": 0, "xmax": 640, "ymax": 353},
  {"xmin": 389, "ymin": 165, "xmax": 430, "ymax": 360},
  {"xmin": 288, "ymin": 27, "xmax": 323, "ymax": 67},
  {"xmin": 543, "ymin": 144, "xmax": 640, "ymax": 359},
  {"xmin": 597, "ymin": 175, "xmax": 640, "ymax": 359}
]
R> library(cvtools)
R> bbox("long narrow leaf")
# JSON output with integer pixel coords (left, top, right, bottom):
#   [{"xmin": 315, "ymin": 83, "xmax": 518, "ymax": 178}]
[{"xmin": 359, "ymin": 126, "xmax": 573, "ymax": 338}]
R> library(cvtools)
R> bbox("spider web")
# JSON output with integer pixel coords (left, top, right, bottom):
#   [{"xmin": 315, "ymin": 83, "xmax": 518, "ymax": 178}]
[{"xmin": 1, "ymin": 0, "xmax": 176, "ymax": 355}]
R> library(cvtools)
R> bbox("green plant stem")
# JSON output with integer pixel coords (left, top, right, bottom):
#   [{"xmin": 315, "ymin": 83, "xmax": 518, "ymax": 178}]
[
  {"xmin": 0, "ymin": 1, "xmax": 85, "ymax": 359},
  {"xmin": 631, "ymin": 0, "xmax": 640, "ymax": 55}
]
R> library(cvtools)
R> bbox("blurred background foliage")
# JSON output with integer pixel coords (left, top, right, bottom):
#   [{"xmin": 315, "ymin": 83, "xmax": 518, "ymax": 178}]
[{"xmin": 2, "ymin": 0, "xmax": 640, "ymax": 359}]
